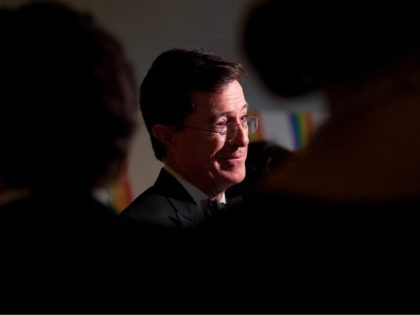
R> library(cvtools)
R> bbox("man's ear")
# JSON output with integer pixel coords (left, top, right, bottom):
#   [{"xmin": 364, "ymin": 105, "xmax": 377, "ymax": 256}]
[{"xmin": 152, "ymin": 124, "xmax": 177, "ymax": 153}]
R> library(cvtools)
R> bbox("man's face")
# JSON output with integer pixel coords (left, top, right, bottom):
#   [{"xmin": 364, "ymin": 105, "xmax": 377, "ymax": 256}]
[{"xmin": 171, "ymin": 80, "xmax": 249, "ymax": 196}]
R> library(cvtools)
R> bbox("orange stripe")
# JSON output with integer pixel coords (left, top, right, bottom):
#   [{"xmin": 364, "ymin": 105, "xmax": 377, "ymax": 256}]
[
  {"xmin": 249, "ymin": 110, "xmax": 263, "ymax": 141},
  {"xmin": 108, "ymin": 161, "xmax": 132, "ymax": 213}
]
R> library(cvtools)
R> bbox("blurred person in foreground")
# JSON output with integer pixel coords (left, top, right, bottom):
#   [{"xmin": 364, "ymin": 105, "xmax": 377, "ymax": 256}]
[
  {"xmin": 121, "ymin": 48, "xmax": 258, "ymax": 228},
  {"xmin": 185, "ymin": 1, "xmax": 420, "ymax": 313},
  {"xmin": 0, "ymin": 2, "xmax": 170, "ymax": 313}
]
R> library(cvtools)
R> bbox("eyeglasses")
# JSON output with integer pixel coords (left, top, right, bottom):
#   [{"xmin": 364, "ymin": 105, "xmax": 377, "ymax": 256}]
[{"xmin": 182, "ymin": 115, "xmax": 259, "ymax": 142}]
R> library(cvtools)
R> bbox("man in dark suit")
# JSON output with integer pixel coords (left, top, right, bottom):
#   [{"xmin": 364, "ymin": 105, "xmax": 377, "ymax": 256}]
[
  {"xmin": 0, "ymin": 2, "xmax": 172, "ymax": 313},
  {"xmin": 121, "ymin": 49, "xmax": 258, "ymax": 228}
]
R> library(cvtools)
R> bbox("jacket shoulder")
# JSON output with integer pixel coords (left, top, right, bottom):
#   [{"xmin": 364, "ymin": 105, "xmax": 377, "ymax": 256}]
[{"xmin": 120, "ymin": 188, "xmax": 176, "ymax": 226}]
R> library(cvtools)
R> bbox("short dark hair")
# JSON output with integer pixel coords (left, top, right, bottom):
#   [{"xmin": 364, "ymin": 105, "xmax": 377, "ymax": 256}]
[
  {"xmin": 140, "ymin": 48, "xmax": 245, "ymax": 160},
  {"xmin": 0, "ymin": 2, "xmax": 137, "ymax": 192},
  {"xmin": 243, "ymin": 0, "xmax": 420, "ymax": 97}
]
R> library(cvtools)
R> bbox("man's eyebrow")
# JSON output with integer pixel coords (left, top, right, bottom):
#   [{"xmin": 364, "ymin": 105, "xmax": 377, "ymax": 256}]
[{"xmin": 212, "ymin": 103, "xmax": 249, "ymax": 117}]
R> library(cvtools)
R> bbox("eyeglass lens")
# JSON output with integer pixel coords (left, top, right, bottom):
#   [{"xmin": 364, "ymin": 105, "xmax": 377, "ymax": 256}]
[{"xmin": 226, "ymin": 117, "xmax": 258, "ymax": 141}]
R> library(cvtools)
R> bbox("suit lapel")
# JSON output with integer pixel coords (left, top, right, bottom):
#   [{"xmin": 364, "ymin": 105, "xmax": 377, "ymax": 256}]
[
  {"xmin": 153, "ymin": 169, "xmax": 204, "ymax": 227},
  {"xmin": 167, "ymin": 198, "xmax": 204, "ymax": 228}
]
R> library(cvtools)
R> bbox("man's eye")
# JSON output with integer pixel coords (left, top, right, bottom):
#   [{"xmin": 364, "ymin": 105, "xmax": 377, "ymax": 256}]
[{"xmin": 214, "ymin": 122, "xmax": 227, "ymax": 128}]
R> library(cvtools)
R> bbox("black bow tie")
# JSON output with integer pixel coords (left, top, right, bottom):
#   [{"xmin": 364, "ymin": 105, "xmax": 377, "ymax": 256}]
[{"xmin": 202, "ymin": 199, "xmax": 225, "ymax": 217}]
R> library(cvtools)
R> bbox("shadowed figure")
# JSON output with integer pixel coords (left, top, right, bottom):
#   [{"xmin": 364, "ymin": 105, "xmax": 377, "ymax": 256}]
[
  {"xmin": 0, "ymin": 2, "xmax": 173, "ymax": 313},
  {"xmin": 184, "ymin": 1, "xmax": 420, "ymax": 313}
]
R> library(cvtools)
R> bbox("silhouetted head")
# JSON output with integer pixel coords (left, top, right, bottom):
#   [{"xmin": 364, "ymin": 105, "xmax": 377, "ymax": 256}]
[
  {"xmin": 243, "ymin": 0, "xmax": 420, "ymax": 97},
  {"xmin": 0, "ymin": 2, "xmax": 137, "ymax": 192}
]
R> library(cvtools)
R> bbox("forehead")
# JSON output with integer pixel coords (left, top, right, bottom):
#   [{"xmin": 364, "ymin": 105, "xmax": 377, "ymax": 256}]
[{"xmin": 190, "ymin": 80, "xmax": 247, "ymax": 116}]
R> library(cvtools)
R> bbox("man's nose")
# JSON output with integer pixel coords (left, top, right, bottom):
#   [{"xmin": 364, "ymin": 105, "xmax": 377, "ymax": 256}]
[{"xmin": 231, "ymin": 122, "xmax": 249, "ymax": 146}]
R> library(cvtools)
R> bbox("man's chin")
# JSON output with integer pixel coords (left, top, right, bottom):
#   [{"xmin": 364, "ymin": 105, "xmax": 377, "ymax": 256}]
[
  {"xmin": 222, "ymin": 173, "xmax": 245, "ymax": 187},
  {"xmin": 219, "ymin": 158, "xmax": 245, "ymax": 170}
]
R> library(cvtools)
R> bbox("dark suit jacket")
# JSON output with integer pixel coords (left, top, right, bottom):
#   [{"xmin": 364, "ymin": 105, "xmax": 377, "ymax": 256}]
[{"xmin": 121, "ymin": 168, "xmax": 205, "ymax": 228}]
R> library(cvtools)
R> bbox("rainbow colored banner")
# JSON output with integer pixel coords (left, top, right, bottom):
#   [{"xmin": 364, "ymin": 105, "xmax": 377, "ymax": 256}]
[
  {"xmin": 289, "ymin": 112, "xmax": 313, "ymax": 149},
  {"xmin": 250, "ymin": 110, "xmax": 317, "ymax": 150},
  {"xmin": 107, "ymin": 160, "xmax": 132, "ymax": 213}
]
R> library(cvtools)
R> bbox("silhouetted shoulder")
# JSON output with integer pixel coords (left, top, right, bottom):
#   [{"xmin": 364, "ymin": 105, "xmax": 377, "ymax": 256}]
[{"xmin": 185, "ymin": 193, "xmax": 420, "ymax": 313}]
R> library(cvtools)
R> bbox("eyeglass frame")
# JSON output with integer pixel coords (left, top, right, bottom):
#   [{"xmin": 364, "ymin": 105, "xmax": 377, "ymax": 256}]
[{"xmin": 181, "ymin": 115, "xmax": 259, "ymax": 142}]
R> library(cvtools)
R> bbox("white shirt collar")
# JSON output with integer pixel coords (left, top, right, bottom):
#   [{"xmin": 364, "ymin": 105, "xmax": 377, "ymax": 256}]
[
  {"xmin": 92, "ymin": 187, "xmax": 111, "ymax": 206},
  {"xmin": 164, "ymin": 165, "xmax": 226, "ymax": 210}
]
